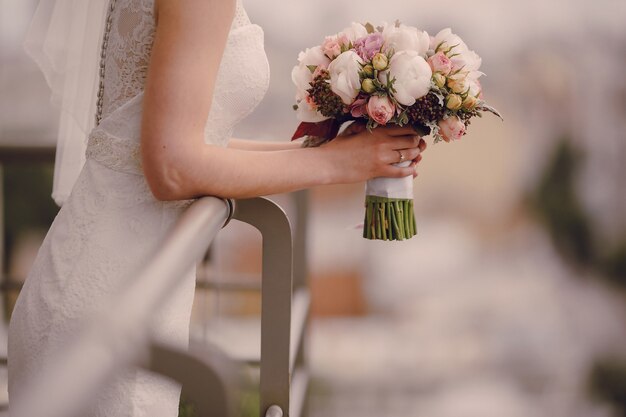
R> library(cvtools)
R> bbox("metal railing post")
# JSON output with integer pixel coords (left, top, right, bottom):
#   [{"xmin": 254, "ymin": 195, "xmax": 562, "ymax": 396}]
[
  {"xmin": 233, "ymin": 197, "xmax": 293, "ymax": 417},
  {"xmin": 147, "ymin": 340, "xmax": 239, "ymax": 417}
]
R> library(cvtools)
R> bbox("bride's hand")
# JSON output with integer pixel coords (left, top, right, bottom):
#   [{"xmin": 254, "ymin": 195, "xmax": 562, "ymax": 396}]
[{"xmin": 324, "ymin": 123, "xmax": 427, "ymax": 183}]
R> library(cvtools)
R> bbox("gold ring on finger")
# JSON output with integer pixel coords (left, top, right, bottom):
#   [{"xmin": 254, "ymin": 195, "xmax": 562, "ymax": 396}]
[{"xmin": 397, "ymin": 150, "xmax": 405, "ymax": 163}]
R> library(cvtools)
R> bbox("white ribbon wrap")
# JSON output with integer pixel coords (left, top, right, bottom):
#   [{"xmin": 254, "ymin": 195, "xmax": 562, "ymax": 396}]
[{"xmin": 365, "ymin": 161, "xmax": 414, "ymax": 199}]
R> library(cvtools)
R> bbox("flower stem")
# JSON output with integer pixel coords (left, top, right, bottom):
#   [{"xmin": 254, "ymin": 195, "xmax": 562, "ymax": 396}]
[{"xmin": 363, "ymin": 196, "xmax": 417, "ymax": 241}]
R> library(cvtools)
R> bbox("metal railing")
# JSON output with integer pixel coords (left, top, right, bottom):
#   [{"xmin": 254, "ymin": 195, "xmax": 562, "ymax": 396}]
[
  {"xmin": 10, "ymin": 196, "xmax": 235, "ymax": 417},
  {"xmin": 1, "ymin": 146, "xmax": 310, "ymax": 417}
]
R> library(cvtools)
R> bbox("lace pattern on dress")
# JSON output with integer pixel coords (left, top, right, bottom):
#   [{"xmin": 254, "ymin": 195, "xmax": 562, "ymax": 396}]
[
  {"xmin": 100, "ymin": 0, "xmax": 156, "ymax": 121},
  {"xmin": 85, "ymin": 129, "xmax": 142, "ymax": 176}
]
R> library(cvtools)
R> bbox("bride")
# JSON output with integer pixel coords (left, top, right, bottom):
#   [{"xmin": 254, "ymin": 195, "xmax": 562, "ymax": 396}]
[{"xmin": 8, "ymin": 0, "xmax": 426, "ymax": 415}]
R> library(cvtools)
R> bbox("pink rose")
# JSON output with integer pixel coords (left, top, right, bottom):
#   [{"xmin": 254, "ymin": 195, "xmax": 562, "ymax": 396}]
[
  {"xmin": 438, "ymin": 116, "xmax": 466, "ymax": 142},
  {"xmin": 322, "ymin": 37, "xmax": 341, "ymax": 59},
  {"xmin": 354, "ymin": 32, "xmax": 385, "ymax": 60},
  {"xmin": 322, "ymin": 34, "xmax": 349, "ymax": 59},
  {"xmin": 367, "ymin": 95, "xmax": 395, "ymax": 125},
  {"xmin": 427, "ymin": 52, "xmax": 452, "ymax": 75},
  {"xmin": 350, "ymin": 97, "xmax": 368, "ymax": 118}
]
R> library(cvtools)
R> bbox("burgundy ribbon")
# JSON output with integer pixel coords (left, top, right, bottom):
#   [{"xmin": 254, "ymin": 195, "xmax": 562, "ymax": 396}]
[{"xmin": 291, "ymin": 119, "xmax": 342, "ymax": 141}]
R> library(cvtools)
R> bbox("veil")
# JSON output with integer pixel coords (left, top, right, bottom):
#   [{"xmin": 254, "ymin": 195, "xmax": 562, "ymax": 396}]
[{"xmin": 23, "ymin": 0, "xmax": 109, "ymax": 206}]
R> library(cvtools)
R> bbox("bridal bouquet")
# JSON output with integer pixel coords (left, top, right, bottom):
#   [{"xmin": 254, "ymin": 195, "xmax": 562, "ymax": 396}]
[{"xmin": 291, "ymin": 22, "xmax": 501, "ymax": 241}]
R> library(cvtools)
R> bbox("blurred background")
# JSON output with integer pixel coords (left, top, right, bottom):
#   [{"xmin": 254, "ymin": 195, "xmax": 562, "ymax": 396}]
[{"xmin": 1, "ymin": 0, "xmax": 625, "ymax": 416}]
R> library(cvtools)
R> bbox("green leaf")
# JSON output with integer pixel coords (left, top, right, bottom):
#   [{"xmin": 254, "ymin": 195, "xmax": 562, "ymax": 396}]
[
  {"xmin": 306, "ymin": 65, "xmax": 317, "ymax": 74},
  {"xmin": 398, "ymin": 112, "xmax": 409, "ymax": 125},
  {"xmin": 365, "ymin": 22, "xmax": 375, "ymax": 34},
  {"xmin": 367, "ymin": 119, "xmax": 378, "ymax": 131},
  {"xmin": 448, "ymin": 43, "xmax": 461, "ymax": 52},
  {"xmin": 450, "ymin": 65, "xmax": 466, "ymax": 75},
  {"xmin": 478, "ymin": 104, "xmax": 504, "ymax": 120}
]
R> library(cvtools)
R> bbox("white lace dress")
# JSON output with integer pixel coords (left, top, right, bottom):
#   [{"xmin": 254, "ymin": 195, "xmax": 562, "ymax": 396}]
[{"xmin": 7, "ymin": 0, "xmax": 269, "ymax": 415}]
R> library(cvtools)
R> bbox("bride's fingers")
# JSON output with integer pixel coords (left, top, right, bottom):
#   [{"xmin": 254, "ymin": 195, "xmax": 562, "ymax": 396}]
[
  {"xmin": 379, "ymin": 125, "xmax": 419, "ymax": 137},
  {"xmin": 418, "ymin": 138, "xmax": 427, "ymax": 152},
  {"xmin": 386, "ymin": 134, "xmax": 421, "ymax": 150},
  {"xmin": 340, "ymin": 121, "xmax": 367, "ymax": 136},
  {"xmin": 387, "ymin": 146, "xmax": 421, "ymax": 164},
  {"xmin": 379, "ymin": 164, "xmax": 416, "ymax": 178}
]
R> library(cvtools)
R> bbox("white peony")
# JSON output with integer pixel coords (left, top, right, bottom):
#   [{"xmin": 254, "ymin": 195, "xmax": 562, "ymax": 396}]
[
  {"xmin": 431, "ymin": 28, "xmax": 468, "ymax": 54},
  {"xmin": 297, "ymin": 45, "xmax": 330, "ymax": 67},
  {"xmin": 291, "ymin": 46, "xmax": 331, "ymax": 100},
  {"xmin": 296, "ymin": 97, "xmax": 329, "ymax": 123},
  {"xmin": 380, "ymin": 50, "xmax": 432, "ymax": 106},
  {"xmin": 467, "ymin": 77, "xmax": 482, "ymax": 98},
  {"xmin": 327, "ymin": 50, "xmax": 364, "ymax": 104},
  {"xmin": 340, "ymin": 22, "xmax": 369, "ymax": 43},
  {"xmin": 291, "ymin": 65, "xmax": 313, "ymax": 101},
  {"xmin": 432, "ymin": 29, "xmax": 483, "ymax": 79},
  {"xmin": 382, "ymin": 23, "xmax": 430, "ymax": 55},
  {"xmin": 451, "ymin": 49, "xmax": 483, "ymax": 78}
]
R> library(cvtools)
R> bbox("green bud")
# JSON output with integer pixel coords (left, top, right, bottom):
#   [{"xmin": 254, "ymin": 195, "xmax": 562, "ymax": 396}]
[
  {"xmin": 432, "ymin": 73, "xmax": 446, "ymax": 88},
  {"xmin": 362, "ymin": 64, "xmax": 375, "ymax": 78},
  {"xmin": 361, "ymin": 78, "xmax": 377, "ymax": 94},
  {"xmin": 447, "ymin": 77, "xmax": 468, "ymax": 94},
  {"xmin": 462, "ymin": 95, "xmax": 478, "ymax": 109},
  {"xmin": 446, "ymin": 94, "xmax": 463, "ymax": 110},
  {"xmin": 372, "ymin": 53, "xmax": 389, "ymax": 71}
]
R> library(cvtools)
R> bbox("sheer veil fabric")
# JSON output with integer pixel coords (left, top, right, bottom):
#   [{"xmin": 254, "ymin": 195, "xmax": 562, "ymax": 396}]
[{"xmin": 24, "ymin": 0, "xmax": 108, "ymax": 206}]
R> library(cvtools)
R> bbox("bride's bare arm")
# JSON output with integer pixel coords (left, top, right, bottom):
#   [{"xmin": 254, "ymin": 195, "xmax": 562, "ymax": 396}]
[
  {"xmin": 142, "ymin": 0, "xmax": 423, "ymax": 201},
  {"xmin": 228, "ymin": 138, "xmax": 302, "ymax": 151}
]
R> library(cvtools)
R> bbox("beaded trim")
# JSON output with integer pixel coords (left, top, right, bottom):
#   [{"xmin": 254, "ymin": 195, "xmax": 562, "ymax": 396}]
[{"xmin": 95, "ymin": 0, "xmax": 118, "ymax": 126}]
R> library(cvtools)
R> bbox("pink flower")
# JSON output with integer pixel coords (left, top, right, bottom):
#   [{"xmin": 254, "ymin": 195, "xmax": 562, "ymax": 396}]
[
  {"xmin": 427, "ymin": 52, "xmax": 452, "ymax": 75},
  {"xmin": 438, "ymin": 116, "xmax": 466, "ymax": 142},
  {"xmin": 354, "ymin": 32, "xmax": 385, "ymax": 60},
  {"xmin": 350, "ymin": 97, "xmax": 368, "ymax": 117},
  {"xmin": 367, "ymin": 95, "xmax": 395, "ymax": 125},
  {"xmin": 322, "ymin": 34, "xmax": 349, "ymax": 59},
  {"xmin": 312, "ymin": 63, "xmax": 328, "ymax": 79},
  {"xmin": 304, "ymin": 93, "xmax": 318, "ymax": 109}
]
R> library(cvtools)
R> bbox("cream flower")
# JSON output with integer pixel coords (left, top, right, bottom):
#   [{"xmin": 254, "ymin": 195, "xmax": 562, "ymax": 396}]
[
  {"xmin": 340, "ymin": 22, "xmax": 369, "ymax": 43},
  {"xmin": 295, "ymin": 96, "xmax": 329, "ymax": 123},
  {"xmin": 380, "ymin": 50, "xmax": 432, "ymax": 106},
  {"xmin": 382, "ymin": 23, "xmax": 430, "ymax": 55},
  {"xmin": 327, "ymin": 50, "xmax": 364, "ymax": 104},
  {"xmin": 431, "ymin": 28, "xmax": 468, "ymax": 54},
  {"xmin": 451, "ymin": 49, "xmax": 483, "ymax": 77}
]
